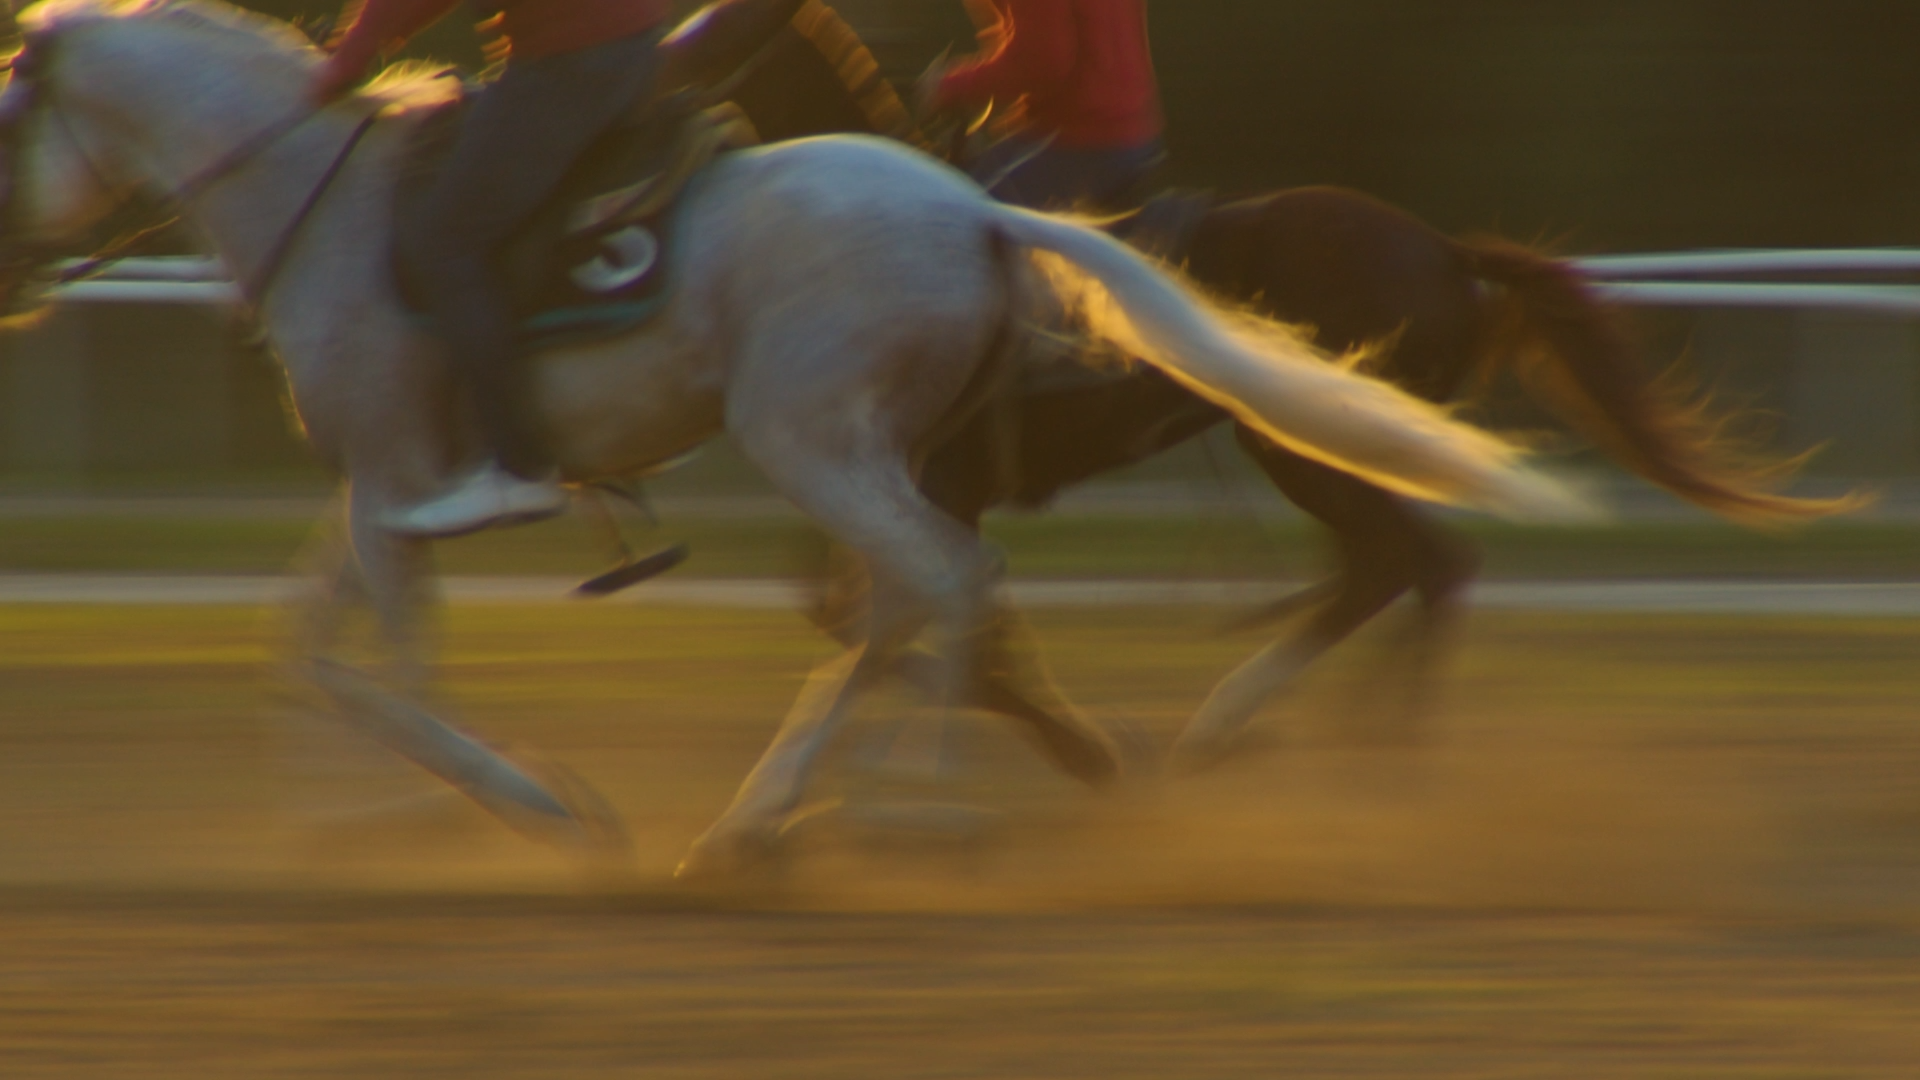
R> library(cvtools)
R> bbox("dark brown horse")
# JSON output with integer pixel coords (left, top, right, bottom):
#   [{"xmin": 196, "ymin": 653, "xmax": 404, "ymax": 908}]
[{"xmin": 667, "ymin": 0, "xmax": 1850, "ymax": 768}]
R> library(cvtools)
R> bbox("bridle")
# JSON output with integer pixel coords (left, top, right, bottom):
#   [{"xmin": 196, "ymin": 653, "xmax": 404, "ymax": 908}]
[
  {"xmin": 0, "ymin": 36, "xmax": 63, "ymax": 296},
  {"xmin": 0, "ymin": 29, "xmax": 377, "ymax": 310}
]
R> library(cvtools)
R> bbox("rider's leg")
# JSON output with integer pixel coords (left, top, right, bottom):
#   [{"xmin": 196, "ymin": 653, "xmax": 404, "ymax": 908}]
[
  {"xmin": 975, "ymin": 139, "xmax": 1164, "ymax": 211},
  {"xmin": 387, "ymin": 31, "xmax": 664, "ymax": 537}
]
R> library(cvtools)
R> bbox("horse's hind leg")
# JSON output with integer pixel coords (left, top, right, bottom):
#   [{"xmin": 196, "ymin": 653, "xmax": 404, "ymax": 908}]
[
  {"xmin": 1354, "ymin": 512, "xmax": 1479, "ymax": 744},
  {"xmin": 886, "ymin": 607, "xmax": 1125, "ymax": 787},
  {"xmin": 1174, "ymin": 429, "xmax": 1458, "ymax": 766},
  {"xmin": 909, "ymin": 416, "xmax": 1129, "ymax": 784},
  {"xmin": 678, "ymin": 438, "xmax": 1005, "ymax": 877},
  {"xmin": 811, "ymin": 546, "xmax": 1124, "ymax": 788},
  {"xmin": 972, "ymin": 607, "xmax": 1127, "ymax": 785}
]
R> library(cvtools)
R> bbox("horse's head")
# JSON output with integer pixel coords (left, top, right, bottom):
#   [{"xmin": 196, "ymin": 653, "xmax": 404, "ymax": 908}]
[
  {"xmin": 0, "ymin": 20, "xmax": 140, "ymax": 311},
  {"xmin": 0, "ymin": 0, "xmax": 320, "ymax": 313}
]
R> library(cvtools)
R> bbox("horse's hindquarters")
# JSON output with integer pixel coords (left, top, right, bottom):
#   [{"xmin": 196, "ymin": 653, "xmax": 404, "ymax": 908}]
[
  {"xmin": 670, "ymin": 142, "xmax": 1009, "ymax": 451},
  {"xmin": 660, "ymin": 140, "xmax": 1035, "ymax": 868}
]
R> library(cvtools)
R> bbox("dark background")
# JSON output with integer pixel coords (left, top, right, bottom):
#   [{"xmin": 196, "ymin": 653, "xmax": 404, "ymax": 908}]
[{"xmin": 244, "ymin": 0, "xmax": 1920, "ymax": 254}]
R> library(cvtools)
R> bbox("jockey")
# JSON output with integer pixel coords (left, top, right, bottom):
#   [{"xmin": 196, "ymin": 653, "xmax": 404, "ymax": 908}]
[
  {"xmin": 922, "ymin": 0, "xmax": 1163, "ymax": 211},
  {"xmin": 312, "ymin": 0, "xmax": 671, "ymax": 537}
]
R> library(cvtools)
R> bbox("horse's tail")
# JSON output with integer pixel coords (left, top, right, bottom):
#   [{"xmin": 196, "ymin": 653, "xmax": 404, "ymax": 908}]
[
  {"xmin": 984, "ymin": 205, "xmax": 1591, "ymax": 521},
  {"xmin": 1455, "ymin": 236, "xmax": 1867, "ymax": 523}
]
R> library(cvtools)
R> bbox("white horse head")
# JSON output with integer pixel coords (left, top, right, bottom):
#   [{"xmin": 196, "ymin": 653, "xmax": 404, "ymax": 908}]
[
  {"xmin": 0, "ymin": 0, "xmax": 453, "ymax": 315},
  {"xmin": 0, "ymin": 0, "xmax": 307, "ymax": 239},
  {"xmin": 0, "ymin": 52, "xmax": 120, "ymax": 247}
]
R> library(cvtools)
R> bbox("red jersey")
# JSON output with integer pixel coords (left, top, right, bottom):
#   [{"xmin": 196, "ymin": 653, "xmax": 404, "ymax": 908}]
[
  {"xmin": 319, "ymin": 0, "xmax": 669, "ymax": 98},
  {"xmin": 935, "ymin": 0, "xmax": 1162, "ymax": 149}
]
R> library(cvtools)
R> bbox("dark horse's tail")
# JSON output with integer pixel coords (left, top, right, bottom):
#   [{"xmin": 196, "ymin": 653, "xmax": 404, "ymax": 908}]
[{"xmin": 1454, "ymin": 237, "xmax": 1866, "ymax": 523}]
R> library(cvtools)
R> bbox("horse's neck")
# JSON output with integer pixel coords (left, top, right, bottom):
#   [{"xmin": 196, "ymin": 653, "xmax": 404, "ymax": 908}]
[
  {"xmin": 62, "ymin": 21, "xmax": 377, "ymax": 297},
  {"xmin": 185, "ymin": 111, "xmax": 391, "ymax": 296},
  {"xmin": 75, "ymin": 32, "xmax": 425, "ymax": 445}
]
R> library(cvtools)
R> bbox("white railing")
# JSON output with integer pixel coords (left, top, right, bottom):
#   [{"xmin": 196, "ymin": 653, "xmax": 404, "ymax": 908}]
[
  {"xmin": 1589, "ymin": 281, "xmax": 1920, "ymax": 315},
  {"xmin": 1575, "ymin": 249, "xmax": 1920, "ymax": 277},
  {"xmin": 45, "ymin": 249, "xmax": 1920, "ymax": 315},
  {"xmin": 51, "ymin": 257, "xmax": 240, "ymax": 305},
  {"xmin": 1572, "ymin": 249, "xmax": 1920, "ymax": 315}
]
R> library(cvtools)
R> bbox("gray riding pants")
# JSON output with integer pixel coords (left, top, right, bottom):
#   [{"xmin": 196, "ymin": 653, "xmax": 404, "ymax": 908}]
[
  {"xmin": 402, "ymin": 30, "xmax": 663, "ymax": 478},
  {"xmin": 970, "ymin": 135, "xmax": 1165, "ymax": 213}
]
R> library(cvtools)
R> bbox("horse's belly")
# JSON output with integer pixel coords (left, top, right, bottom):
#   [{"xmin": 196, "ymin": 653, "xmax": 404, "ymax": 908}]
[{"xmin": 536, "ymin": 337, "xmax": 725, "ymax": 478}]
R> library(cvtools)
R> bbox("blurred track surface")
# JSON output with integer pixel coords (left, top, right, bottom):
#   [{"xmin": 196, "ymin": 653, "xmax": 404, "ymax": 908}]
[
  {"xmin": 2, "ymin": 603, "xmax": 1918, "ymax": 1076},
  {"xmin": 7, "ymin": 574, "xmax": 1920, "ymax": 614}
]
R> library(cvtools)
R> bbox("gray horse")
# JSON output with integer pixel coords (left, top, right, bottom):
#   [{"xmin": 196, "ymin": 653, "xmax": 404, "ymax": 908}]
[{"xmin": 0, "ymin": 0, "xmax": 1586, "ymax": 876}]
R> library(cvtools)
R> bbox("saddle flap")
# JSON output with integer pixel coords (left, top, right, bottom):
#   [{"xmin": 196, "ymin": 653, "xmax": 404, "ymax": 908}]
[{"xmin": 566, "ymin": 102, "xmax": 760, "ymax": 235}]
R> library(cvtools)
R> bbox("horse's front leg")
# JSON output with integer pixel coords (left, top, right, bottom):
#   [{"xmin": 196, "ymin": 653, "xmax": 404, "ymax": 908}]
[
  {"xmin": 275, "ymin": 492, "xmax": 454, "ymax": 830},
  {"xmin": 284, "ymin": 492, "xmax": 367, "ymax": 670},
  {"xmin": 288, "ymin": 485, "xmax": 627, "ymax": 853}
]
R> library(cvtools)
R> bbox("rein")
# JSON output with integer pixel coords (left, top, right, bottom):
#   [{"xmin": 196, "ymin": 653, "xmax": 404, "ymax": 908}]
[
  {"xmin": 50, "ymin": 105, "xmax": 378, "ymax": 306},
  {"xmin": 50, "ymin": 108, "xmax": 309, "ymax": 278},
  {"xmin": 231, "ymin": 108, "xmax": 377, "ymax": 304},
  {"xmin": 4, "ymin": 35, "xmax": 377, "ymax": 307}
]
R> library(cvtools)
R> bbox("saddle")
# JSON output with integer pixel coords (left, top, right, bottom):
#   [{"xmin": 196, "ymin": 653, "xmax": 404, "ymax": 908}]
[{"xmin": 394, "ymin": 92, "xmax": 759, "ymax": 348}]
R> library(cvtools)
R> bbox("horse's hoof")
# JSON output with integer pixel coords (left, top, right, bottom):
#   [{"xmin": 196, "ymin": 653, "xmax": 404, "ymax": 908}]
[
  {"xmin": 1045, "ymin": 734, "xmax": 1123, "ymax": 790},
  {"xmin": 490, "ymin": 747, "xmax": 635, "ymax": 861},
  {"xmin": 1100, "ymin": 713, "xmax": 1159, "ymax": 786},
  {"xmin": 1168, "ymin": 726, "xmax": 1273, "ymax": 776},
  {"xmin": 535, "ymin": 758, "xmax": 637, "ymax": 861},
  {"xmin": 1036, "ymin": 713, "xmax": 1146, "ymax": 791},
  {"xmin": 1168, "ymin": 737, "xmax": 1233, "ymax": 776},
  {"xmin": 673, "ymin": 823, "xmax": 785, "ymax": 882}
]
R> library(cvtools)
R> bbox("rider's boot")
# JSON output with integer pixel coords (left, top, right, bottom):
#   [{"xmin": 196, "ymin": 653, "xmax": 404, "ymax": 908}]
[{"xmin": 383, "ymin": 462, "xmax": 568, "ymax": 538}]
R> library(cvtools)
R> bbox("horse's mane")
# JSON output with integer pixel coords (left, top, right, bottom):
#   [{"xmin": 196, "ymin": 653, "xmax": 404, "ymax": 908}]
[
  {"xmin": 787, "ymin": 0, "xmax": 926, "ymax": 149},
  {"xmin": 22, "ymin": 0, "xmax": 314, "ymax": 55},
  {"xmin": 20, "ymin": 0, "xmax": 457, "ymax": 110},
  {"xmin": 362, "ymin": 60, "xmax": 463, "ymax": 111}
]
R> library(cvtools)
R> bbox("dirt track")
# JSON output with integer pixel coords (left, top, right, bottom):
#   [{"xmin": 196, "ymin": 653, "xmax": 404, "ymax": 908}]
[
  {"xmin": 3, "ymin": 603, "xmax": 1919, "ymax": 1076},
  {"xmin": 9, "ymin": 893, "xmax": 1919, "ymax": 1078},
  {"xmin": 10, "ymin": 573, "xmax": 1920, "ymax": 615}
]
